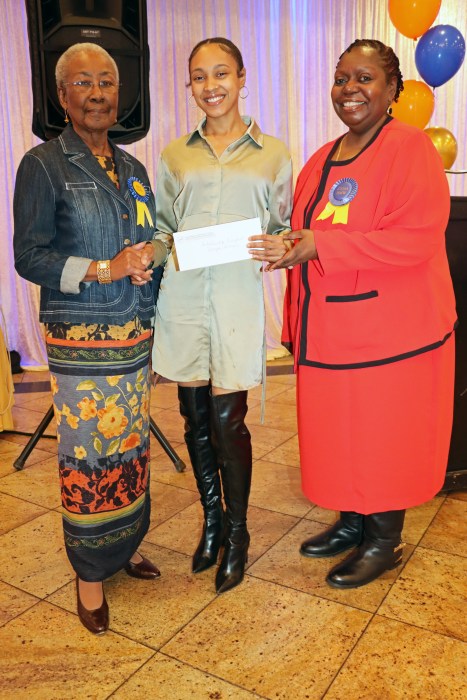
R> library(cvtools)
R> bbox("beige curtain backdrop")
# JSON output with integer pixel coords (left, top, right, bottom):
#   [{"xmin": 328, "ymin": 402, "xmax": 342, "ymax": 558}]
[
  {"xmin": 0, "ymin": 321, "xmax": 14, "ymax": 431},
  {"xmin": 1, "ymin": 0, "xmax": 466, "ymax": 368}
]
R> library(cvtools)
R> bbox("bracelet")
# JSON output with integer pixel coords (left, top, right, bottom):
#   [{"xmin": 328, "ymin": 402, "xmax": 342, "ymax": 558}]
[{"xmin": 96, "ymin": 260, "xmax": 112, "ymax": 284}]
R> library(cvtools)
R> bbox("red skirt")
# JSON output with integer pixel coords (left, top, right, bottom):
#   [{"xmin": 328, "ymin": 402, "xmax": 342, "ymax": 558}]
[{"xmin": 296, "ymin": 336, "xmax": 455, "ymax": 514}]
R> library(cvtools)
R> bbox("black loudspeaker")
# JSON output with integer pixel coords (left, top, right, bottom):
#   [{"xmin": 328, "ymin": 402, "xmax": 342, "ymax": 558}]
[
  {"xmin": 25, "ymin": 0, "xmax": 150, "ymax": 144},
  {"xmin": 443, "ymin": 196, "xmax": 467, "ymax": 490}
]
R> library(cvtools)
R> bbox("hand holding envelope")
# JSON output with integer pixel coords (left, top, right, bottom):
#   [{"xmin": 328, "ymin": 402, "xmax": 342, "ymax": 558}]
[{"xmin": 173, "ymin": 218, "xmax": 289, "ymax": 271}]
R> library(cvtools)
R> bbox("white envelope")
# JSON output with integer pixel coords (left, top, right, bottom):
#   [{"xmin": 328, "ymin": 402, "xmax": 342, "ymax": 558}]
[{"xmin": 173, "ymin": 217, "xmax": 262, "ymax": 271}]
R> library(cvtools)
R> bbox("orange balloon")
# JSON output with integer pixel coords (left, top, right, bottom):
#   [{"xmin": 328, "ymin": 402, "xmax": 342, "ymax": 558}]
[
  {"xmin": 388, "ymin": 0, "xmax": 442, "ymax": 39},
  {"xmin": 391, "ymin": 80, "xmax": 434, "ymax": 129},
  {"xmin": 424, "ymin": 127, "xmax": 458, "ymax": 169}
]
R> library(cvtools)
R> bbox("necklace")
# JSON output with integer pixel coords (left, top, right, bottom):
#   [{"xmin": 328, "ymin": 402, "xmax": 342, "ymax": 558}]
[{"xmin": 335, "ymin": 135, "xmax": 346, "ymax": 161}]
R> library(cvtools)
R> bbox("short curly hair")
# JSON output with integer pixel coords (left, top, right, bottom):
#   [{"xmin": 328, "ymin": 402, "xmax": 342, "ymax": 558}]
[
  {"xmin": 55, "ymin": 42, "xmax": 119, "ymax": 87},
  {"xmin": 340, "ymin": 39, "xmax": 404, "ymax": 102}
]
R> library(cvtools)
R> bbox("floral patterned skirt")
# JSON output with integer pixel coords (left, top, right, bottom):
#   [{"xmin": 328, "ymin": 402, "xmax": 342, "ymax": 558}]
[{"xmin": 45, "ymin": 318, "xmax": 152, "ymax": 581}]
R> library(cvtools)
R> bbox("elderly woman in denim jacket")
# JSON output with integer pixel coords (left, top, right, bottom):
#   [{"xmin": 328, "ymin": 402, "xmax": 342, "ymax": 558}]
[{"xmin": 14, "ymin": 43, "xmax": 167, "ymax": 635}]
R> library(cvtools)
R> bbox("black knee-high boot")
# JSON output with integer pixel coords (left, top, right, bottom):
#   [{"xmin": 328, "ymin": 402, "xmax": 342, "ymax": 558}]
[
  {"xmin": 178, "ymin": 386, "xmax": 224, "ymax": 573},
  {"xmin": 210, "ymin": 390, "xmax": 252, "ymax": 595},
  {"xmin": 326, "ymin": 509, "xmax": 406, "ymax": 589},
  {"xmin": 300, "ymin": 512, "xmax": 363, "ymax": 558}
]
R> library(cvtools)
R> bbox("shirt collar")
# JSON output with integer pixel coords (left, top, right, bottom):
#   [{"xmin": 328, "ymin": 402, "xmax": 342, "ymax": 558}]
[
  {"xmin": 58, "ymin": 124, "xmax": 132, "ymax": 164},
  {"xmin": 186, "ymin": 115, "xmax": 263, "ymax": 148}
]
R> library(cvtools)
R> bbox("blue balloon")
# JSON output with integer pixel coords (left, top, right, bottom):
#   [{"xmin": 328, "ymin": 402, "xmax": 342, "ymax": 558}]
[{"xmin": 415, "ymin": 25, "xmax": 465, "ymax": 88}]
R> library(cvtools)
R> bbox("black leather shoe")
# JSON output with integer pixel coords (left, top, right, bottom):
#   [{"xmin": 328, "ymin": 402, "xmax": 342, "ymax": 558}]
[
  {"xmin": 326, "ymin": 540, "xmax": 404, "ymax": 589},
  {"xmin": 124, "ymin": 554, "xmax": 161, "ymax": 580},
  {"xmin": 326, "ymin": 510, "xmax": 405, "ymax": 589},
  {"xmin": 76, "ymin": 577, "xmax": 109, "ymax": 635},
  {"xmin": 300, "ymin": 512, "xmax": 363, "ymax": 558}
]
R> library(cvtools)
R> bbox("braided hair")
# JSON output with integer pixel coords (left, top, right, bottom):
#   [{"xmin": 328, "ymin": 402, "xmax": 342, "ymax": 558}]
[{"xmin": 340, "ymin": 39, "xmax": 404, "ymax": 102}]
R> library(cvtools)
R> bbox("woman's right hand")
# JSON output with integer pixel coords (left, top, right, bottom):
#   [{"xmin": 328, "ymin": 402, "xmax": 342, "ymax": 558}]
[
  {"xmin": 85, "ymin": 241, "xmax": 153, "ymax": 285},
  {"xmin": 113, "ymin": 242, "xmax": 153, "ymax": 285}
]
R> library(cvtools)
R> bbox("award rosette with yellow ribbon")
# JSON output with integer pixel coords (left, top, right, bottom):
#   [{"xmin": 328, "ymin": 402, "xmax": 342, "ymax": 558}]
[
  {"xmin": 127, "ymin": 177, "xmax": 154, "ymax": 228},
  {"xmin": 317, "ymin": 177, "xmax": 358, "ymax": 225}
]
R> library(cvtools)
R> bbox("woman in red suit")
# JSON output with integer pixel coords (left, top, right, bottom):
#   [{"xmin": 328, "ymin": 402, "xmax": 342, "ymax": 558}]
[{"xmin": 250, "ymin": 40, "xmax": 456, "ymax": 588}]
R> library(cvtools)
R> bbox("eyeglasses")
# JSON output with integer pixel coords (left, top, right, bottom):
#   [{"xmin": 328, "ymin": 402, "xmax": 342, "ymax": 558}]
[{"xmin": 62, "ymin": 80, "xmax": 121, "ymax": 93}]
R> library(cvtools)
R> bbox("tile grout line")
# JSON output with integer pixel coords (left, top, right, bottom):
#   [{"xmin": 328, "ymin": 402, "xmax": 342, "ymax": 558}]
[
  {"xmin": 103, "ymin": 651, "xmax": 159, "ymax": 699},
  {"xmin": 156, "ymin": 649, "xmax": 269, "ymax": 700}
]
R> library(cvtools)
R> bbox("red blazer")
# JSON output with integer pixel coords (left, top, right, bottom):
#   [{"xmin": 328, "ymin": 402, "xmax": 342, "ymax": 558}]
[{"xmin": 283, "ymin": 119, "xmax": 457, "ymax": 369}]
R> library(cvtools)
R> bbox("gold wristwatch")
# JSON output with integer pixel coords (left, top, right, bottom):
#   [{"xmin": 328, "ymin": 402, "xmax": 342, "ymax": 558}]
[{"xmin": 96, "ymin": 260, "xmax": 112, "ymax": 284}]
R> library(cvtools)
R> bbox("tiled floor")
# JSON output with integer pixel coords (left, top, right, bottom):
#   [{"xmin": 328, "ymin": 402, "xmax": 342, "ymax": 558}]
[{"xmin": 0, "ymin": 367, "xmax": 466, "ymax": 699}]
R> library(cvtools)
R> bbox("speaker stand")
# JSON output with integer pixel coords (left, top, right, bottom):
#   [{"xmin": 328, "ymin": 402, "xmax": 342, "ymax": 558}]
[{"xmin": 10, "ymin": 405, "xmax": 186, "ymax": 472}]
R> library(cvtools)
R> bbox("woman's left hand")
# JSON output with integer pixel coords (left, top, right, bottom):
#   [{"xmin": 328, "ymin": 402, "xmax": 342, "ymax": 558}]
[
  {"xmin": 267, "ymin": 229, "xmax": 318, "ymax": 271},
  {"xmin": 247, "ymin": 233, "xmax": 290, "ymax": 265}
]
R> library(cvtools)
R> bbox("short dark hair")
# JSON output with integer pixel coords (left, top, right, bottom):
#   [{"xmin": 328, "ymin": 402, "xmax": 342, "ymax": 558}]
[
  {"xmin": 340, "ymin": 39, "xmax": 404, "ymax": 102},
  {"xmin": 187, "ymin": 37, "xmax": 244, "ymax": 84}
]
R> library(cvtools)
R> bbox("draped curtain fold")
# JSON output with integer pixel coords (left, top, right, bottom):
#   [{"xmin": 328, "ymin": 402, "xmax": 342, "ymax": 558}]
[{"xmin": 1, "ymin": 0, "xmax": 465, "ymax": 367}]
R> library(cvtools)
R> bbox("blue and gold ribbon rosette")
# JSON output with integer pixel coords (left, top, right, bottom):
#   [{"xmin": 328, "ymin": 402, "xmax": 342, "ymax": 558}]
[
  {"xmin": 127, "ymin": 177, "xmax": 154, "ymax": 227},
  {"xmin": 316, "ymin": 177, "xmax": 358, "ymax": 224}
]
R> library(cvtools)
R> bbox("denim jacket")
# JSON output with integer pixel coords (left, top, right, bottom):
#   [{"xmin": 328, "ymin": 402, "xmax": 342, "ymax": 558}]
[{"xmin": 13, "ymin": 125, "xmax": 156, "ymax": 324}]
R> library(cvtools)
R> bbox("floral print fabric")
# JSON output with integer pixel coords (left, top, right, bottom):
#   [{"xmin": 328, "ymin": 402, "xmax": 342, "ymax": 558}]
[{"xmin": 45, "ymin": 318, "xmax": 152, "ymax": 581}]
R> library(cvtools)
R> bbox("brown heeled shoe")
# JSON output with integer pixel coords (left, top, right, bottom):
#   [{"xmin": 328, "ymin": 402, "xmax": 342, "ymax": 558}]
[
  {"xmin": 124, "ymin": 553, "xmax": 161, "ymax": 580},
  {"xmin": 76, "ymin": 577, "xmax": 109, "ymax": 635}
]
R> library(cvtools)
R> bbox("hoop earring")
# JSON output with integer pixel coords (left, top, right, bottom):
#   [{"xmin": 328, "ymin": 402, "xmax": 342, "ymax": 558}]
[
  {"xmin": 239, "ymin": 86, "xmax": 249, "ymax": 100},
  {"xmin": 387, "ymin": 99, "xmax": 393, "ymax": 115},
  {"xmin": 64, "ymin": 109, "xmax": 69, "ymax": 124},
  {"xmin": 189, "ymin": 94, "xmax": 198, "ymax": 109}
]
